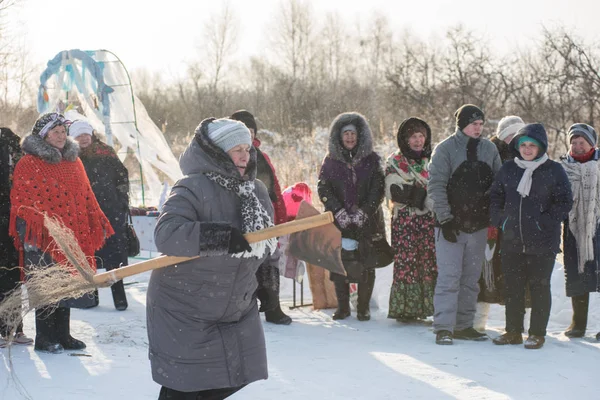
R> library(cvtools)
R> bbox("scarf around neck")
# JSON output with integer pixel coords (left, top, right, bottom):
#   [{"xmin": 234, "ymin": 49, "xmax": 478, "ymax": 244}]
[
  {"xmin": 205, "ymin": 172, "xmax": 277, "ymax": 259},
  {"xmin": 562, "ymin": 157, "xmax": 600, "ymax": 273},
  {"xmin": 514, "ymin": 154, "xmax": 549, "ymax": 197},
  {"xmin": 570, "ymin": 147, "xmax": 596, "ymax": 163}
]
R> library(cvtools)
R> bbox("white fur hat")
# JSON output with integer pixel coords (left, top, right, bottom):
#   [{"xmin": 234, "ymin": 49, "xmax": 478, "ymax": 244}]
[
  {"xmin": 69, "ymin": 120, "xmax": 94, "ymax": 139},
  {"xmin": 497, "ymin": 116, "xmax": 525, "ymax": 141}
]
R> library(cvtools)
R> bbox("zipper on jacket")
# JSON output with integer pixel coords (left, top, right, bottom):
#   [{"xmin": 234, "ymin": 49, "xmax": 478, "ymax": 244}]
[{"xmin": 519, "ymin": 197, "xmax": 525, "ymax": 253}]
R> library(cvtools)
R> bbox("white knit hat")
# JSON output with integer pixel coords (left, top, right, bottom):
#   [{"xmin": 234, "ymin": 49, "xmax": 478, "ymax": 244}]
[
  {"xmin": 207, "ymin": 118, "xmax": 252, "ymax": 152},
  {"xmin": 497, "ymin": 116, "xmax": 525, "ymax": 141},
  {"xmin": 69, "ymin": 120, "xmax": 94, "ymax": 139}
]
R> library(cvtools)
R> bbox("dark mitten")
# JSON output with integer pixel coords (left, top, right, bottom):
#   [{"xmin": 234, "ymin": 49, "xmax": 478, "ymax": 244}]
[
  {"xmin": 335, "ymin": 209, "xmax": 352, "ymax": 229},
  {"xmin": 538, "ymin": 212, "xmax": 554, "ymax": 230},
  {"xmin": 228, "ymin": 228, "xmax": 252, "ymax": 254},
  {"xmin": 441, "ymin": 220, "xmax": 458, "ymax": 243},
  {"xmin": 351, "ymin": 209, "xmax": 368, "ymax": 228},
  {"xmin": 411, "ymin": 186, "xmax": 427, "ymax": 210},
  {"xmin": 390, "ymin": 184, "xmax": 414, "ymax": 204}
]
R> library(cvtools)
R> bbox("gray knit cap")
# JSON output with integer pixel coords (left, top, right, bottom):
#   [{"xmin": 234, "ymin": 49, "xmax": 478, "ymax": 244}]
[
  {"xmin": 497, "ymin": 115, "xmax": 525, "ymax": 141},
  {"xmin": 568, "ymin": 123, "xmax": 597, "ymax": 147},
  {"xmin": 207, "ymin": 118, "xmax": 252, "ymax": 152},
  {"xmin": 341, "ymin": 124, "xmax": 357, "ymax": 134}
]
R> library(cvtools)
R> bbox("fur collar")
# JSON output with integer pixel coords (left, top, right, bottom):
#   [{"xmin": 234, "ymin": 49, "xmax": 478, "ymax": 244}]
[
  {"xmin": 327, "ymin": 112, "xmax": 373, "ymax": 163},
  {"xmin": 21, "ymin": 134, "xmax": 79, "ymax": 164}
]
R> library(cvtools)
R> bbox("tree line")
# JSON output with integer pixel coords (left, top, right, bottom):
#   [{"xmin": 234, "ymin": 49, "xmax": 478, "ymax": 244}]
[{"xmin": 2, "ymin": 0, "xmax": 600, "ymax": 164}]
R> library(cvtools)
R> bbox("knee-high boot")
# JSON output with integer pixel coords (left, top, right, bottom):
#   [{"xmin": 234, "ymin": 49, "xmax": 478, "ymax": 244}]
[
  {"xmin": 357, "ymin": 270, "xmax": 375, "ymax": 321},
  {"xmin": 565, "ymin": 293, "xmax": 589, "ymax": 338},
  {"xmin": 34, "ymin": 307, "xmax": 63, "ymax": 353},
  {"xmin": 111, "ymin": 280, "xmax": 129, "ymax": 311},
  {"xmin": 55, "ymin": 307, "xmax": 86, "ymax": 350},
  {"xmin": 332, "ymin": 281, "xmax": 350, "ymax": 320},
  {"xmin": 264, "ymin": 289, "xmax": 292, "ymax": 325}
]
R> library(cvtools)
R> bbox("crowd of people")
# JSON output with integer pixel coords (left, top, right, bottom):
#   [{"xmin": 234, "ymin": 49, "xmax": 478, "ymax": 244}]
[
  {"xmin": 321, "ymin": 105, "xmax": 599, "ymax": 352},
  {"xmin": 1, "ymin": 105, "xmax": 600, "ymax": 399}
]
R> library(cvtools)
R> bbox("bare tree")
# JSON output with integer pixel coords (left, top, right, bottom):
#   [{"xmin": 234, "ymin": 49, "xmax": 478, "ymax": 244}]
[
  {"xmin": 0, "ymin": 0, "xmax": 38, "ymax": 130},
  {"xmin": 200, "ymin": 1, "xmax": 239, "ymax": 93},
  {"xmin": 269, "ymin": 0, "xmax": 316, "ymax": 133}
]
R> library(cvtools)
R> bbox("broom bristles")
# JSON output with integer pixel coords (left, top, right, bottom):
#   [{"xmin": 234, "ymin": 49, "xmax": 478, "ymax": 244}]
[{"xmin": 0, "ymin": 214, "xmax": 98, "ymax": 348}]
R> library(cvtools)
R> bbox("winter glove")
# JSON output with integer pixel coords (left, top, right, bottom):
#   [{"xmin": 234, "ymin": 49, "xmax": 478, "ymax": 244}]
[
  {"xmin": 390, "ymin": 184, "xmax": 427, "ymax": 210},
  {"xmin": 228, "ymin": 227, "xmax": 252, "ymax": 254},
  {"xmin": 335, "ymin": 209, "xmax": 352, "ymax": 229},
  {"xmin": 390, "ymin": 184, "xmax": 413, "ymax": 205},
  {"xmin": 538, "ymin": 212, "xmax": 555, "ymax": 230},
  {"xmin": 352, "ymin": 209, "xmax": 368, "ymax": 228},
  {"xmin": 485, "ymin": 226, "xmax": 498, "ymax": 261},
  {"xmin": 411, "ymin": 186, "xmax": 427, "ymax": 210},
  {"xmin": 441, "ymin": 219, "xmax": 459, "ymax": 243}
]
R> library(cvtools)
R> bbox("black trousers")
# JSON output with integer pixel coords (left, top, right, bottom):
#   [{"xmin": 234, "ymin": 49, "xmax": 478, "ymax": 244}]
[
  {"xmin": 158, "ymin": 385, "xmax": 246, "ymax": 400},
  {"xmin": 502, "ymin": 252, "xmax": 555, "ymax": 336},
  {"xmin": 0, "ymin": 263, "xmax": 23, "ymax": 337}
]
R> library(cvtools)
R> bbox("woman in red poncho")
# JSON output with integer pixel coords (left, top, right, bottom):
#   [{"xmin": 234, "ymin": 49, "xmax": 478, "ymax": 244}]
[{"xmin": 9, "ymin": 113, "xmax": 113, "ymax": 353}]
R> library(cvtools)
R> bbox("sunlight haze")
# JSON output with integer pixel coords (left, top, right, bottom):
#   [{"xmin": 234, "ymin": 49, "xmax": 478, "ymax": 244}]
[{"xmin": 10, "ymin": 0, "xmax": 600, "ymax": 77}]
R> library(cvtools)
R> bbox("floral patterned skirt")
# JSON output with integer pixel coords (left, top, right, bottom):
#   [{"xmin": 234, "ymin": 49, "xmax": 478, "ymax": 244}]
[{"xmin": 387, "ymin": 209, "xmax": 437, "ymax": 320}]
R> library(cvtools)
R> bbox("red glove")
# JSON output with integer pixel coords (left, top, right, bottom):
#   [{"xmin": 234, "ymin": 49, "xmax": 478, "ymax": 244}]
[{"xmin": 487, "ymin": 226, "xmax": 498, "ymax": 244}]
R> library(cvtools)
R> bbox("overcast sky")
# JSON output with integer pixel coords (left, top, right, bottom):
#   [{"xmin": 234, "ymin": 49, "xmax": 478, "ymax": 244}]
[{"xmin": 10, "ymin": 0, "xmax": 600, "ymax": 78}]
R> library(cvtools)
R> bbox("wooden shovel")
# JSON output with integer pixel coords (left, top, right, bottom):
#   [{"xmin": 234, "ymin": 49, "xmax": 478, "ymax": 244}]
[{"xmin": 92, "ymin": 203, "xmax": 342, "ymax": 286}]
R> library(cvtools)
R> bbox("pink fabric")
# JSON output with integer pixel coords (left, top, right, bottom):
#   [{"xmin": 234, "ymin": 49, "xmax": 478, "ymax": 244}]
[{"xmin": 282, "ymin": 182, "xmax": 313, "ymax": 221}]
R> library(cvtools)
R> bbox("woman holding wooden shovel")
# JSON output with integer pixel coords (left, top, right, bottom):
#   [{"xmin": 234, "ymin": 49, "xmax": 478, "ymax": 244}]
[{"xmin": 148, "ymin": 118, "xmax": 279, "ymax": 400}]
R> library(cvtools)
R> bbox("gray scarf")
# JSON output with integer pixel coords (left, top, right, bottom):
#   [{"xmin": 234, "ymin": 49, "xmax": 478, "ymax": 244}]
[{"xmin": 561, "ymin": 159, "xmax": 600, "ymax": 273}]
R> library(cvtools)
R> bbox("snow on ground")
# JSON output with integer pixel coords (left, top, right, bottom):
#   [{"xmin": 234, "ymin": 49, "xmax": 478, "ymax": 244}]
[{"xmin": 1, "ymin": 258, "xmax": 599, "ymax": 400}]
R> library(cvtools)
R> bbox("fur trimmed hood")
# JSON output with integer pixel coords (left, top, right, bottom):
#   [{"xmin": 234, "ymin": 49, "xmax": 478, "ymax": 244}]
[
  {"xmin": 181, "ymin": 117, "xmax": 257, "ymax": 180},
  {"xmin": 327, "ymin": 112, "xmax": 373, "ymax": 163},
  {"xmin": 397, "ymin": 117, "xmax": 432, "ymax": 160},
  {"xmin": 21, "ymin": 134, "xmax": 79, "ymax": 164}
]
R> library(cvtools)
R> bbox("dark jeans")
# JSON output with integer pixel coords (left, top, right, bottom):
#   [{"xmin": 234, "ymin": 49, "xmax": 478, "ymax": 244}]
[
  {"xmin": 158, "ymin": 385, "xmax": 246, "ymax": 400},
  {"xmin": 502, "ymin": 252, "xmax": 555, "ymax": 336}
]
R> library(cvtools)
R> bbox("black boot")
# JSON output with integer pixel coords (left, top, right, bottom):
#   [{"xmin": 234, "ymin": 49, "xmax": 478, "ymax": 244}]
[
  {"xmin": 55, "ymin": 307, "xmax": 86, "ymax": 350},
  {"xmin": 262, "ymin": 289, "xmax": 292, "ymax": 325},
  {"xmin": 34, "ymin": 307, "xmax": 63, "ymax": 354},
  {"xmin": 357, "ymin": 270, "xmax": 375, "ymax": 321},
  {"xmin": 565, "ymin": 293, "xmax": 589, "ymax": 338},
  {"xmin": 332, "ymin": 281, "xmax": 351, "ymax": 320},
  {"xmin": 265, "ymin": 304, "xmax": 292, "ymax": 325},
  {"xmin": 111, "ymin": 280, "xmax": 128, "ymax": 311},
  {"xmin": 256, "ymin": 288, "xmax": 270, "ymax": 313}
]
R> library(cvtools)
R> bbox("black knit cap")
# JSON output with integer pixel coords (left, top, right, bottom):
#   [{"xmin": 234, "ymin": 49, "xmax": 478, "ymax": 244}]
[
  {"xmin": 454, "ymin": 104, "xmax": 485, "ymax": 130},
  {"xmin": 230, "ymin": 110, "xmax": 258, "ymax": 133}
]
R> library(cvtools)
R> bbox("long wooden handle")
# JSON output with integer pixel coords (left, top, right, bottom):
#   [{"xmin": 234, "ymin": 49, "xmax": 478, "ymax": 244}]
[{"xmin": 93, "ymin": 211, "xmax": 333, "ymax": 285}]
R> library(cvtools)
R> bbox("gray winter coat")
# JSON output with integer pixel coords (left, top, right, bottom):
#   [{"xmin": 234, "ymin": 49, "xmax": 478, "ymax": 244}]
[
  {"xmin": 147, "ymin": 118, "xmax": 274, "ymax": 392},
  {"xmin": 428, "ymin": 129, "xmax": 502, "ymax": 226}
]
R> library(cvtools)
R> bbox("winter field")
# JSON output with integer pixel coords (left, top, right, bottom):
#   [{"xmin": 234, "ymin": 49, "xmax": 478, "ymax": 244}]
[{"xmin": 0, "ymin": 255, "xmax": 598, "ymax": 400}]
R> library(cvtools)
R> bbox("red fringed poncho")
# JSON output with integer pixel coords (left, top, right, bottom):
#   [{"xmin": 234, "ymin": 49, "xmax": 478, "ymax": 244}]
[{"xmin": 9, "ymin": 154, "xmax": 114, "ymax": 271}]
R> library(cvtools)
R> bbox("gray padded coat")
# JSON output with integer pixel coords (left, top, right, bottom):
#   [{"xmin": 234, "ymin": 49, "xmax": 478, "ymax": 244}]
[{"xmin": 147, "ymin": 118, "xmax": 274, "ymax": 392}]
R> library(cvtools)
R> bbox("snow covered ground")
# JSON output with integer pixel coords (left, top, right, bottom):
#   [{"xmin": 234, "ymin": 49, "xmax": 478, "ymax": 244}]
[{"xmin": 1, "ymin": 258, "xmax": 599, "ymax": 400}]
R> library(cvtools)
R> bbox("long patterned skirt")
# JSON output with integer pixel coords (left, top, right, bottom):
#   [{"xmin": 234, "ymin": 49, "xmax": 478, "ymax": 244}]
[{"xmin": 387, "ymin": 209, "xmax": 437, "ymax": 320}]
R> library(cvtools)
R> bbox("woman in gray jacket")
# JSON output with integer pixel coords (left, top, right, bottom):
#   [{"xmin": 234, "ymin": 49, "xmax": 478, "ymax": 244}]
[{"xmin": 148, "ymin": 118, "xmax": 278, "ymax": 400}]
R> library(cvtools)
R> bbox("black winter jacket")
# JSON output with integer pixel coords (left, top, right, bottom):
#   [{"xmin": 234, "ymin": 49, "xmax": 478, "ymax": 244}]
[{"xmin": 490, "ymin": 126, "xmax": 572, "ymax": 255}]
